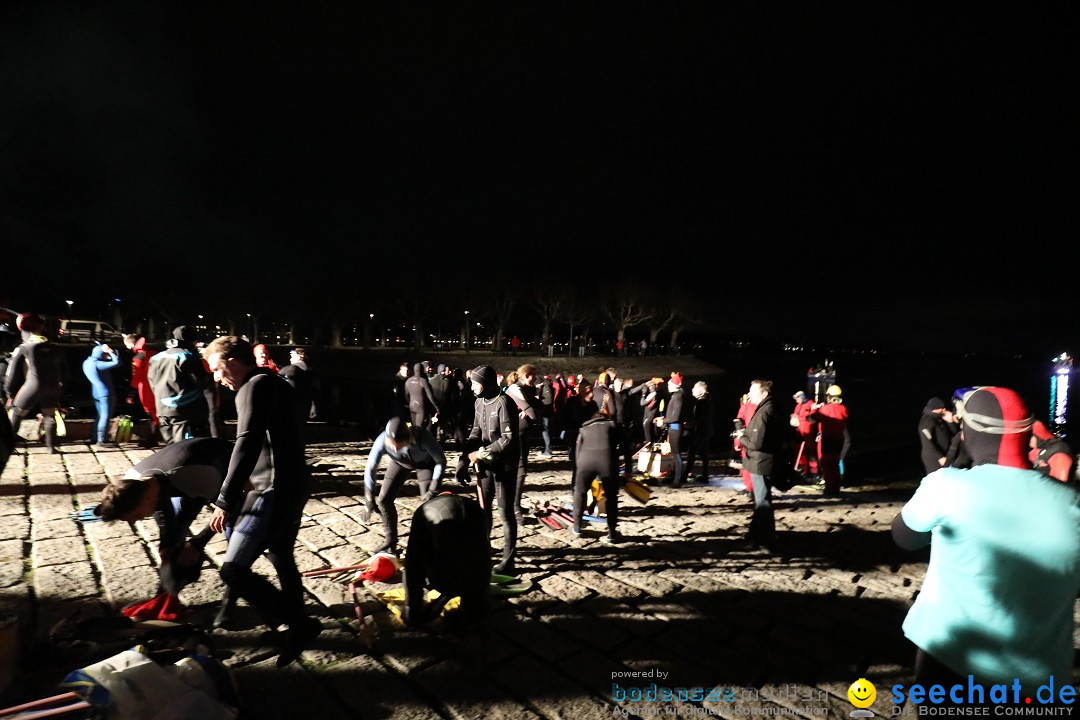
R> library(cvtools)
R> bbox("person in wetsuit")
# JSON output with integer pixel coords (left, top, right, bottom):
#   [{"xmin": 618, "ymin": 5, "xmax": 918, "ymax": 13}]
[
  {"xmin": 204, "ymin": 335, "xmax": 318, "ymax": 666},
  {"xmin": 82, "ymin": 343, "xmax": 121, "ymax": 446},
  {"xmin": 918, "ymin": 396, "xmax": 957, "ymax": 474},
  {"xmin": 572, "ymin": 410, "xmax": 622, "ymax": 543},
  {"xmin": 362, "ymin": 416, "xmax": 446, "ymax": 555},
  {"xmin": 404, "ymin": 362, "xmax": 439, "ymax": 430},
  {"xmin": 685, "ymin": 380, "xmax": 714, "ymax": 482},
  {"xmin": 403, "ymin": 492, "xmax": 489, "ymax": 628},
  {"xmin": 95, "ymin": 437, "xmax": 237, "ymax": 626},
  {"xmin": 505, "ymin": 364, "xmax": 544, "ymax": 523},
  {"xmin": 5, "ymin": 313, "xmax": 66, "ymax": 453},
  {"xmin": 460, "ymin": 364, "xmax": 519, "ymax": 575}
]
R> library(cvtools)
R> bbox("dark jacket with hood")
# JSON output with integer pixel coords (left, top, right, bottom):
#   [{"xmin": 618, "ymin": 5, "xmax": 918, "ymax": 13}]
[
  {"xmin": 918, "ymin": 397, "xmax": 956, "ymax": 474},
  {"xmin": 147, "ymin": 327, "xmax": 210, "ymax": 420},
  {"xmin": 465, "ymin": 365, "xmax": 519, "ymax": 472}
]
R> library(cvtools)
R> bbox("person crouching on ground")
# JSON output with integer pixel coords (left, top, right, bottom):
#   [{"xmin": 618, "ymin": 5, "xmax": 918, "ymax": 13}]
[{"xmin": 403, "ymin": 492, "xmax": 489, "ymax": 629}]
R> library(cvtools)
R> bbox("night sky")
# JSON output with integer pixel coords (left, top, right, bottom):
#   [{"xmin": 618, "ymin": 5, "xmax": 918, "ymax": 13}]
[{"xmin": 3, "ymin": 4, "xmax": 1077, "ymax": 355}]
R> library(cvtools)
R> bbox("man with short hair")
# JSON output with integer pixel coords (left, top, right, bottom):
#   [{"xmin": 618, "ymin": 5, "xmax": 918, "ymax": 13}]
[
  {"xmin": 204, "ymin": 335, "xmax": 318, "ymax": 666},
  {"xmin": 735, "ymin": 379, "xmax": 785, "ymax": 548},
  {"xmin": 279, "ymin": 347, "xmax": 320, "ymax": 443}
]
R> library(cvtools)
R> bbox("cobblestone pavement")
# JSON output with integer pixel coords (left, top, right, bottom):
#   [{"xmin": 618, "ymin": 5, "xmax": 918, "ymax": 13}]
[{"xmin": 2, "ymin": 441, "xmax": 1077, "ymax": 719}]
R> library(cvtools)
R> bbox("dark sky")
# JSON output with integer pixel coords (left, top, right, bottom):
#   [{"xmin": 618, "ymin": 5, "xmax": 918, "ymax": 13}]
[{"xmin": 2, "ymin": 4, "xmax": 1077, "ymax": 355}]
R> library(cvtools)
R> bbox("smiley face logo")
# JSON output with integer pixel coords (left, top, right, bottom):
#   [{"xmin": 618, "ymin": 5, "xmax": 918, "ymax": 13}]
[{"xmin": 848, "ymin": 678, "xmax": 876, "ymax": 709}]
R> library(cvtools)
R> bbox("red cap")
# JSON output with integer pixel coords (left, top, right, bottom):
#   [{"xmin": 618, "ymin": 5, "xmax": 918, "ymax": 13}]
[{"xmin": 670, "ymin": 372, "xmax": 683, "ymax": 386}]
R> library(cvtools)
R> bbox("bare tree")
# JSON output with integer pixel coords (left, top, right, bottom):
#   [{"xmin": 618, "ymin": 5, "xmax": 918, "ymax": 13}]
[
  {"xmin": 557, "ymin": 289, "xmax": 597, "ymax": 358},
  {"xmin": 530, "ymin": 282, "xmax": 567, "ymax": 349},
  {"xmin": 602, "ymin": 285, "xmax": 654, "ymax": 345},
  {"xmin": 665, "ymin": 292, "xmax": 702, "ymax": 353},
  {"xmin": 489, "ymin": 283, "xmax": 520, "ymax": 354}
]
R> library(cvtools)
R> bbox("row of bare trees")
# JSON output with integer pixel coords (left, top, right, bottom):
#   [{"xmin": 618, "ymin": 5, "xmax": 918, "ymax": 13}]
[{"xmin": 61, "ymin": 279, "xmax": 701, "ymax": 352}]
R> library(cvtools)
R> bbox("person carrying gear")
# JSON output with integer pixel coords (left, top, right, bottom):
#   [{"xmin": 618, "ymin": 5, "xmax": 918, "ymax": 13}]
[
  {"xmin": 362, "ymin": 417, "xmax": 446, "ymax": 555},
  {"xmin": 790, "ymin": 390, "xmax": 819, "ymax": 478}
]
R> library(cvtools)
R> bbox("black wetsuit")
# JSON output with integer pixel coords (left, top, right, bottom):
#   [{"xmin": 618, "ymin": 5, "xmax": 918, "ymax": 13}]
[
  {"xmin": 638, "ymin": 382, "xmax": 661, "ymax": 444},
  {"xmin": 128, "ymin": 437, "xmax": 234, "ymax": 544},
  {"xmin": 0, "ymin": 324, "xmax": 19, "ymax": 404},
  {"xmin": 507, "ymin": 380, "xmax": 543, "ymax": 521},
  {"xmin": 461, "ymin": 367, "xmax": 519, "ymax": 572},
  {"xmin": 5, "ymin": 337, "xmax": 66, "ymax": 450},
  {"xmin": 573, "ymin": 416, "xmax": 619, "ymax": 535},
  {"xmin": 364, "ymin": 426, "xmax": 445, "ymax": 551},
  {"xmin": 918, "ymin": 411, "xmax": 956, "ymax": 474},
  {"xmin": 214, "ymin": 368, "xmax": 310, "ymax": 629},
  {"xmin": 404, "ymin": 363, "xmax": 439, "ymax": 429},
  {"xmin": 403, "ymin": 494, "xmax": 489, "ymax": 627},
  {"xmin": 280, "ymin": 359, "xmax": 319, "ymax": 448},
  {"xmin": 686, "ymin": 393, "xmax": 715, "ymax": 481}
]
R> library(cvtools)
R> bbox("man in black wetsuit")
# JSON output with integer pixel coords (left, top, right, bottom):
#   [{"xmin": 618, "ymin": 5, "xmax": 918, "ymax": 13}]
[
  {"xmin": 95, "ymin": 437, "xmax": 236, "ymax": 625},
  {"xmin": 404, "ymin": 362, "xmax": 439, "ymax": 430},
  {"xmin": 279, "ymin": 347, "xmax": 320, "ymax": 447},
  {"xmin": 204, "ymin": 335, "xmax": 318, "ymax": 666},
  {"xmin": 460, "ymin": 365, "xmax": 520, "ymax": 575}
]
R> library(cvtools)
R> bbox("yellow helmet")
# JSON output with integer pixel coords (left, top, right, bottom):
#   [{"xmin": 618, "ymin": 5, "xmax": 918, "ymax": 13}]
[{"xmin": 826, "ymin": 384, "xmax": 843, "ymax": 402}]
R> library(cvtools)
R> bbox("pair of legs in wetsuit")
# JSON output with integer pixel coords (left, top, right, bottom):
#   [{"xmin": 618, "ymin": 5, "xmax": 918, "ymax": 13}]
[{"xmin": 370, "ymin": 459, "xmax": 438, "ymax": 553}]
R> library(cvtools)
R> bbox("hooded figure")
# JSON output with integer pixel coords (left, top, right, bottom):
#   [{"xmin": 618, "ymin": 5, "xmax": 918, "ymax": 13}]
[
  {"xmin": 404, "ymin": 361, "xmax": 439, "ymax": 429},
  {"xmin": 83, "ymin": 344, "xmax": 121, "ymax": 445},
  {"xmin": 892, "ymin": 386, "xmax": 1080, "ymax": 694},
  {"xmin": 460, "ymin": 364, "xmax": 520, "ymax": 574},
  {"xmin": 147, "ymin": 326, "xmax": 211, "ymax": 443},
  {"xmin": 917, "ymin": 396, "xmax": 956, "ymax": 474}
]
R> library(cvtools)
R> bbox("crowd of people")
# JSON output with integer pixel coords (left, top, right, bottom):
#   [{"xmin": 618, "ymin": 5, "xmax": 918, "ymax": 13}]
[{"xmin": 2, "ymin": 312, "xmax": 1077, "ymax": 693}]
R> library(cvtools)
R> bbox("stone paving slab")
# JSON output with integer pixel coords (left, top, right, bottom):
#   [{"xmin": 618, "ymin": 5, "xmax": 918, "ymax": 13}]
[{"xmin": 1, "ymin": 439, "xmax": 1076, "ymax": 719}]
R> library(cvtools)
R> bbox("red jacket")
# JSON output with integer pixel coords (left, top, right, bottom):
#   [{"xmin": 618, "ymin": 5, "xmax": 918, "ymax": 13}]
[
  {"xmin": 793, "ymin": 400, "xmax": 817, "ymax": 437},
  {"xmin": 130, "ymin": 337, "xmax": 156, "ymax": 389},
  {"xmin": 734, "ymin": 397, "xmax": 757, "ymax": 452}
]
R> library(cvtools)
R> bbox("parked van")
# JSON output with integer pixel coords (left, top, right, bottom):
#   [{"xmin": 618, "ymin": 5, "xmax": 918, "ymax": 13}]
[{"xmin": 57, "ymin": 319, "xmax": 121, "ymax": 343}]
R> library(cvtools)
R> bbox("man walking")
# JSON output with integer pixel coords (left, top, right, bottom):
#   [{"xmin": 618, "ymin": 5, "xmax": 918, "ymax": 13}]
[{"xmin": 204, "ymin": 335, "xmax": 318, "ymax": 666}]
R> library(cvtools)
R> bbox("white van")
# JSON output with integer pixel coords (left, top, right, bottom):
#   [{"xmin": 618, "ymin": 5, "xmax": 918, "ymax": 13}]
[{"xmin": 58, "ymin": 319, "xmax": 121, "ymax": 343}]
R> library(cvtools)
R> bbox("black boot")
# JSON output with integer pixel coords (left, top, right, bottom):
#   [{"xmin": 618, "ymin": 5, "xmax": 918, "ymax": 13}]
[{"xmin": 212, "ymin": 588, "xmax": 238, "ymax": 629}]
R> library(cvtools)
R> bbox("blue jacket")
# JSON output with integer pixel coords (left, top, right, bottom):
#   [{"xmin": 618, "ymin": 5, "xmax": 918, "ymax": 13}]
[{"xmin": 82, "ymin": 345, "xmax": 119, "ymax": 399}]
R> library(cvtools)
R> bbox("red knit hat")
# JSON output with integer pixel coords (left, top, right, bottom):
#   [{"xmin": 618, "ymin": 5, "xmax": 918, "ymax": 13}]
[{"xmin": 670, "ymin": 372, "xmax": 683, "ymax": 387}]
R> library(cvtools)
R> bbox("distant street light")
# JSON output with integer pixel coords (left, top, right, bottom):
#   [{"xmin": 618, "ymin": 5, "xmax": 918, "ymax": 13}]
[{"xmin": 65, "ymin": 300, "xmax": 73, "ymax": 317}]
